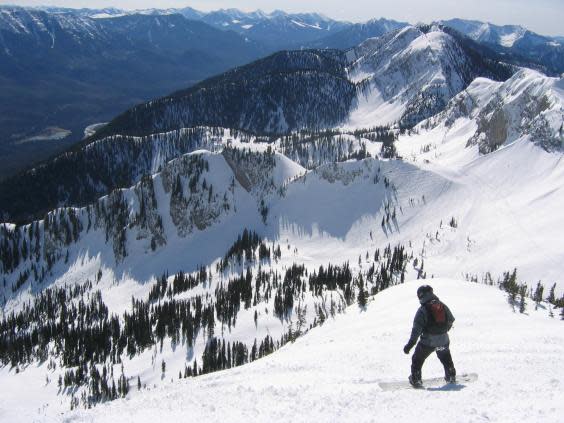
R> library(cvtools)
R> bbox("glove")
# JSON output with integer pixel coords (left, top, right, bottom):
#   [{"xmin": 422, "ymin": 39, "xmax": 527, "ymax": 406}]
[{"xmin": 403, "ymin": 342, "xmax": 414, "ymax": 354}]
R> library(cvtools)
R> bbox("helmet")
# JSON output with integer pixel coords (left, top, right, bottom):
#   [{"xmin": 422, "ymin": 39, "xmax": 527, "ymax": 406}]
[{"xmin": 417, "ymin": 285, "xmax": 433, "ymax": 300}]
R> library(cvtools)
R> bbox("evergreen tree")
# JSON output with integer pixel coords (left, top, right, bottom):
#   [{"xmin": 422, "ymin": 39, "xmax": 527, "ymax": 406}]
[
  {"xmin": 533, "ymin": 282, "xmax": 544, "ymax": 309},
  {"xmin": 547, "ymin": 283, "xmax": 556, "ymax": 305},
  {"xmin": 357, "ymin": 276, "xmax": 368, "ymax": 309},
  {"xmin": 519, "ymin": 284, "xmax": 527, "ymax": 314}
]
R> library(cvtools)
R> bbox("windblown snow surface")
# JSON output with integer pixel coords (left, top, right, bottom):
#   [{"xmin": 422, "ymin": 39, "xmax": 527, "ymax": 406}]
[{"xmin": 57, "ymin": 279, "xmax": 564, "ymax": 422}]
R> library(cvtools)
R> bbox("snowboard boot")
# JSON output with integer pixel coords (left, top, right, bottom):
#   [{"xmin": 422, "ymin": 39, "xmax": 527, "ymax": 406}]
[
  {"xmin": 409, "ymin": 371, "xmax": 423, "ymax": 388},
  {"xmin": 444, "ymin": 367, "xmax": 456, "ymax": 383}
]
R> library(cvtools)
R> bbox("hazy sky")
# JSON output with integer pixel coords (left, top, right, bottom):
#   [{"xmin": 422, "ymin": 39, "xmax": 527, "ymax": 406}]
[{"xmin": 4, "ymin": 0, "xmax": 563, "ymax": 36}]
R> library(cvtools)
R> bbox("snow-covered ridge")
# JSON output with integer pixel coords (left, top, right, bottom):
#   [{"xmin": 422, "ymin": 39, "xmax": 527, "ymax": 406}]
[
  {"xmin": 2, "ymin": 141, "xmax": 466, "ymax": 313},
  {"xmin": 420, "ymin": 68, "xmax": 564, "ymax": 153},
  {"xmin": 440, "ymin": 18, "xmax": 539, "ymax": 48},
  {"xmin": 0, "ymin": 6, "xmax": 104, "ymax": 42},
  {"xmin": 344, "ymin": 25, "xmax": 506, "ymax": 128},
  {"xmin": 0, "ymin": 147, "xmax": 295, "ymax": 295},
  {"xmin": 442, "ymin": 19, "xmax": 528, "ymax": 47}
]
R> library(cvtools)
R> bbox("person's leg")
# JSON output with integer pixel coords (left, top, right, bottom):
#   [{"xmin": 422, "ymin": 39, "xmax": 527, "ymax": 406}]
[
  {"xmin": 436, "ymin": 346, "xmax": 456, "ymax": 381},
  {"xmin": 411, "ymin": 342, "xmax": 435, "ymax": 382}
]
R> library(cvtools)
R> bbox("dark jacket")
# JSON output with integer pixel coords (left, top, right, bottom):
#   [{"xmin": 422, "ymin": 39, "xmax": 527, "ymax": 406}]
[{"xmin": 407, "ymin": 293, "xmax": 455, "ymax": 348}]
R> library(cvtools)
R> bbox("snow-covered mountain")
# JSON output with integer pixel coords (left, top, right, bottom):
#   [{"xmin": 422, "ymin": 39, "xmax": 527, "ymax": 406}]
[
  {"xmin": 1, "ymin": 13, "xmax": 563, "ymax": 422},
  {"xmin": 419, "ymin": 68, "xmax": 564, "ymax": 153},
  {"xmin": 345, "ymin": 25, "xmax": 513, "ymax": 128},
  {"xmin": 95, "ymin": 25, "xmax": 514, "ymax": 138},
  {"xmin": 198, "ymin": 9, "xmax": 351, "ymax": 50},
  {"xmin": 441, "ymin": 18, "xmax": 530, "ymax": 48},
  {"xmin": 308, "ymin": 18, "xmax": 408, "ymax": 49},
  {"xmin": 0, "ymin": 24, "xmax": 519, "ymax": 223},
  {"xmin": 441, "ymin": 18, "xmax": 564, "ymax": 75},
  {"xmin": 0, "ymin": 6, "xmax": 267, "ymax": 180},
  {"xmin": 36, "ymin": 6, "xmax": 351, "ymax": 50}
]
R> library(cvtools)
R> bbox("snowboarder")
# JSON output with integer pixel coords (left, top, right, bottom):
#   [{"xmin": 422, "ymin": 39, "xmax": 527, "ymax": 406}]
[{"xmin": 403, "ymin": 285, "xmax": 456, "ymax": 387}]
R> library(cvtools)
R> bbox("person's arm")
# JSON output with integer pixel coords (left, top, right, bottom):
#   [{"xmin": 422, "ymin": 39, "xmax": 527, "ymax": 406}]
[{"xmin": 404, "ymin": 307, "xmax": 427, "ymax": 353}]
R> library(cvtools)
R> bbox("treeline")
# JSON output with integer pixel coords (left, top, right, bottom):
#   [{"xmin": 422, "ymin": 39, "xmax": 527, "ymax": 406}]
[
  {"xmin": 498, "ymin": 269, "xmax": 564, "ymax": 317},
  {"xmin": 278, "ymin": 132, "xmax": 373, "ymax": 169},
  {"xmin": 468, "ymin": 269, "xmax": 564, "ymax": 318},
  {"xmin": 1, "ymin": 230, "xmax": 412, "ymax": 408},
  {"xmin": 0, "ymin": 126, "xmax": 229, "ymax": 224},
  {"xmin": 217, "ymin": 229, "xmax": 279, "ymax": 272},
  {"xmin": 1, "ymin": 151, "xmax": 236, "ymax": 294}
]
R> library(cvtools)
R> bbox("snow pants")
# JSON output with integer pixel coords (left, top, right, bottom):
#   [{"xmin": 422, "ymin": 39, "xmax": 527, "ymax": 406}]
[{"xmin": 411, "ymin": 342, "xmax": 455, "ymax": 379}]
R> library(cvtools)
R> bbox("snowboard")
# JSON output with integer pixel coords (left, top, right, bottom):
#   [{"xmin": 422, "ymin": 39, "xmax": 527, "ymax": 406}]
[{"xmin": 378, "ymin": 373, "xmax": 478, "ymax": 391}]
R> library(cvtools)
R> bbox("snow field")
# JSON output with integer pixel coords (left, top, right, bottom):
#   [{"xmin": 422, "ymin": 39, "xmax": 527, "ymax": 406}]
[{"xmin": 66, "ymin": 278, "xmax": 564, "ymax": 423}]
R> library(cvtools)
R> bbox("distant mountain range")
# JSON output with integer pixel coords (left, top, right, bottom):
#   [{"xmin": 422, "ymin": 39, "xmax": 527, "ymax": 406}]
[
  {"xmin": 36, "ymin": 6, "xmax": 355, "ymax": 50},
  {"xmin": 0, "ymin": 5, "xmax": 562, "ymax": 181},
  {"xmin": 0, "ymin": 6, "xmax": 268, "ymax": 180},
  {"xmin": 440, "ymin": 19, "xmax": 564, "ymax": 76}
]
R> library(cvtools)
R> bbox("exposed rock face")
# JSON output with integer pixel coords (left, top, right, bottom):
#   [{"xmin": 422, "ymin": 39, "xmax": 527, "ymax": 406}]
[
  {"xmin": 471, "ymin": 104, "xmax": 508, "ymax": 154},
  {"xmin": 163, "ymin": 154, "xmax": 233, "ymax": 238},
  {"xmin": 422, "ymin": 69, "xmax": 564, "ymax": 154},
  {"xmin": 133, "ymin": 176, "xmax": 166, "ymax": 251}
]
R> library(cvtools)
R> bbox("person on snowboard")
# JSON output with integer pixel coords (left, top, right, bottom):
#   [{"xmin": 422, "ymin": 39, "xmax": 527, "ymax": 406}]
[{"xmin": 403, "ymin": 285, "xmax": 456, "ymax": 387}]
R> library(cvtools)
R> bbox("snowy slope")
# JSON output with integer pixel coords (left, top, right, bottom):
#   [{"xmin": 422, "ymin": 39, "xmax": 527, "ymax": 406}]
[
  {"xmin": 54, "ymin": 278, "xmax": 563, "ymax": 423},
  {"xmin": 440, "ymin": 18, "xmax": 564, "ymax": 75},
  {"xmin": 395, "ymin": 136, "xmax": 564, "ymax": 286},
  {"xmin": 381, "ymin": 71, "xmax": 564, "ymax": 284},
  {"xmin": 2, "ymin": 131, "xmax": 563, "ymax": 421},
  {"xmin": 419, "ymin": 68, "xmax": 564, "ymax": 153},
  {"xmin": 441, "ymin": 19, "xmax": 529, "ymax": 47},
  {"xmin": 344, "ymin": 25, "xmax": 508, "ymax": 128}
]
